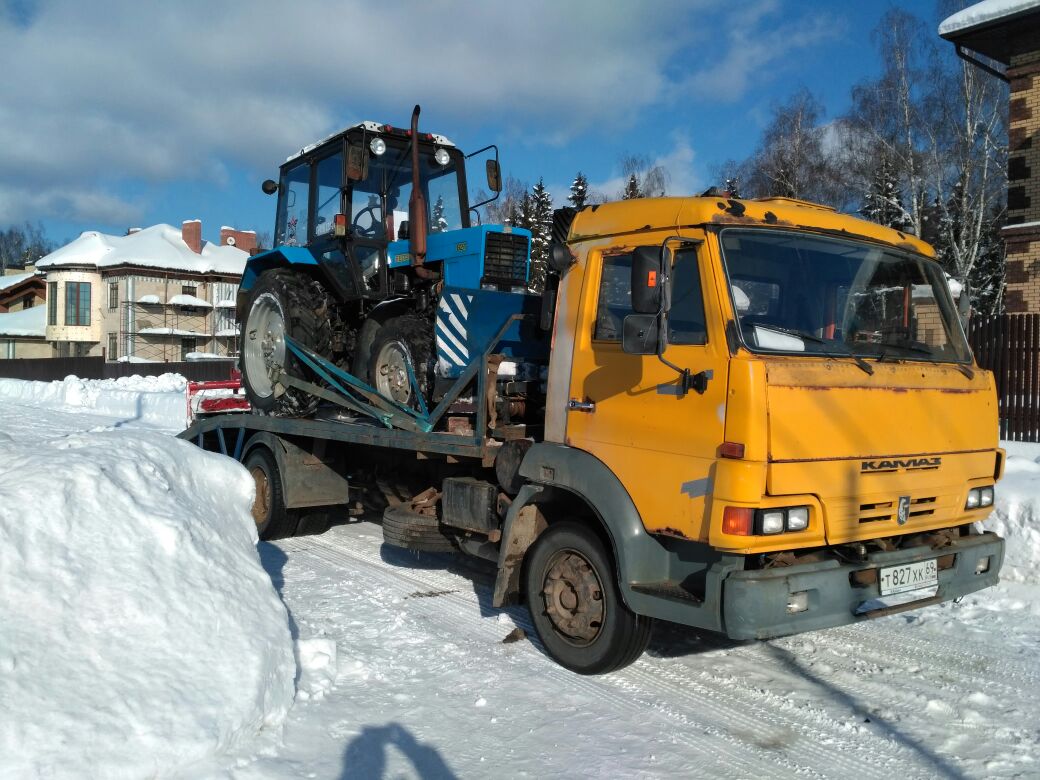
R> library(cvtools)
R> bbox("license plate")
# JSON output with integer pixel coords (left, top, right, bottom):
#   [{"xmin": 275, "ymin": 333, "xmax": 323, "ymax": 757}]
[{"xmin": 879, "ymin": 559, "xmax": 938, "ymax": 596}]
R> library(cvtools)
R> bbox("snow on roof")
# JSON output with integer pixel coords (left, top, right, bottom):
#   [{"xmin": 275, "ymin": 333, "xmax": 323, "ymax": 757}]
[
  {"xmin": 138, "ymin": 327, "xmax": 209, "ymax": 337},
  {"xmin": 939, "ymin": 0, "xmax": 1040, "ymax": 35},
  {"xmin": 137, "ymin": 294, "xmax": 162, "ymax": 305},
  {"xmin": 286, "ymin": 120, "xmax": 456, "ymax": 163},
  {"xmin": 0, "ymin": 271, "xmax": 40, "ymax": 293},
  {"xmin": 214, "ymin": 328, "xmax": 238, "ymax": 337},
  {"xmin": 168, "ymin": 294, "xmax": 212, "ymax": 308},
  {"xmin": 214, "ymin": 299, "xmax": 236, "ymax": 308},
  {"xmin": 185, "ymin": 351, "xmax": 229, "ymax": 360},
  {"xmin": 0, "ymin": 305, "xmax": 46, "ymax": 337},
  {"xmin": 36, "ymin": 224, "xmax": 248, "ymax": 276}
]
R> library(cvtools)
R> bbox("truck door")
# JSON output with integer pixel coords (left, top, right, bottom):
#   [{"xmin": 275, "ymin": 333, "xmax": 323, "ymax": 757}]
[{"xmin": 564, "ymin": 239, "xmax": 729, "ymax": 542}]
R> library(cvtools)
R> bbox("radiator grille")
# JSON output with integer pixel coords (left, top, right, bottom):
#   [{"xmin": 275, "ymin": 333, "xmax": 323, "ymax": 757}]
[
  {"xmin": 859, "ymin": 496, "xmax": 936, "ymax": 524},
  {"xmin": 482, "ymin": 232, "xmax": 530, "ymax": 289}
]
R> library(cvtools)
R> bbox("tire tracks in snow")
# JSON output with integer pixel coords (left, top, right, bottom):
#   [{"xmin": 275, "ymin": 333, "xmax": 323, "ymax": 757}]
[{"xmin": 279, "ymin": 527, "xmax": 946, "ymax": 778}]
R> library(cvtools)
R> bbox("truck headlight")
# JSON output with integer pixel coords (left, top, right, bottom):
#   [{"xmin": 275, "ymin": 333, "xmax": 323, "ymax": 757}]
[
  {"xmin": 966, "ymin": 486, "xmax": 995, "ymax": 510},
  {"xmin": 786, "ymin": 507, "xmax": 809, "ymax": 531},
  {"xmin": 750, "ymin": 505, "xmax": 810, "ymax": 535},
  {"xmin": 759, "ymin": 511, "xmax": 785, "ymax": 535}
]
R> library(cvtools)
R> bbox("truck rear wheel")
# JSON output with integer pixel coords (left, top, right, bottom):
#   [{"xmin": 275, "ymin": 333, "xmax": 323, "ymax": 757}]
[
  {"xmin": 244, "ymin": 448, "xmax": 299, "ymax": 541},
  {"xmin": 241, "ymin": 269, "xmax": 333, "ymax": 417},
  {"xmin": 524, "ymin": 522, "xmax": 652, "ymax": 674}
]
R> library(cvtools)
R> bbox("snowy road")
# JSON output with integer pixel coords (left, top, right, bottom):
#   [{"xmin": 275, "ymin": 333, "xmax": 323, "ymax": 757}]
[
  {"xmin": 233, "ymin": 522, "xmax": 1040, "ymax": 779},
  {"xmin": 2, "ymin": 380, "xmax": 1039, "ymax": 779}
]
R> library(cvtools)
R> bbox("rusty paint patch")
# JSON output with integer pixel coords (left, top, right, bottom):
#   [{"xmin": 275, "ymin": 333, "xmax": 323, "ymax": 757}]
[
  {"xmin": 764, "ymin": 211, "xmax": 778, "ymax": 224},
  {"xmin": 769, "ymin": 384, "xmax": 978, "ymax": 394},
  {"xmin": 725, "ymin": 199, "xmax": 746, "ymax": 217},
  {"xmin": 710, "ymin": 213, "xmax": 761, "ymax": 225},
  {"xmin": 654, "ymin": 526, "xmax": 691, "ymax": 539}
]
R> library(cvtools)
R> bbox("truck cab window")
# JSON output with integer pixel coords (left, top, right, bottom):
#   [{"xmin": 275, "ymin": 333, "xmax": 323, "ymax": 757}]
[
  {"xmin": 593, "ymin": 254, "xmax": 632, "ymax": 341},
  {"xmin": 668, "ymin": 249, "xmax": 707, "ymax": 345}
]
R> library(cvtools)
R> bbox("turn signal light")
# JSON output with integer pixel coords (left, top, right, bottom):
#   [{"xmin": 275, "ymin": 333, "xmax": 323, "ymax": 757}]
[
  {"xmin": 722, "ymin": 507, "xmax": 753, "ymax": 535},
  {"xmin": 333, "ymin": 213, "xmax": 348, "ymax": 237},
  {"xmin": 719, "ymin": 441, "xmax": 745, "ymax": 459}
]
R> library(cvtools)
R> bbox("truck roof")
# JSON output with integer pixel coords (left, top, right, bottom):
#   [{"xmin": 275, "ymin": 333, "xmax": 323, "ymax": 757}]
[
  {"xmin": 567, "ymin": 196, "xmax": 935, "ymax": 258},
  {"xmin": 286, "ymin": 121, "xmax": 457, "ymax": 163}
]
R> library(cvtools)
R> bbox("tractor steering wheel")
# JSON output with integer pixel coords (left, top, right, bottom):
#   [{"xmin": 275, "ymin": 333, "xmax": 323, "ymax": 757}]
[{"xmin": 351, "ymin": 204, "xmax": 382, "ymax": 238}]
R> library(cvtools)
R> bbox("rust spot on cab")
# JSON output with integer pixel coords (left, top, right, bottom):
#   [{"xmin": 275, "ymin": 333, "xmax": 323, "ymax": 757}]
[{"xmin": 655, "ymin": 526, "xmax": 691, "ymax": 539}]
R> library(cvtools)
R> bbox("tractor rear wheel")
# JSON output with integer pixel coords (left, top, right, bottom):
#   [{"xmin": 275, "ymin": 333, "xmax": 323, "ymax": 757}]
[{"xmin": 241, "ymin": 269, "xmax": 333, "ymax": 417}]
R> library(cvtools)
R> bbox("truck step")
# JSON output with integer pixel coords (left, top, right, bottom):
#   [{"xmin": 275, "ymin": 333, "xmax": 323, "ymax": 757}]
[{"xmin": 630, "ymin": 581, "xmax": 704, "ymax": 605}]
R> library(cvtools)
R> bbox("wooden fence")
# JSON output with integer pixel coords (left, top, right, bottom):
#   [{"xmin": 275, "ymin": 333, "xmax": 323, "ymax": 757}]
[
  {"xmin": 968, "ymin": 313, "xmax": 1040, "ymax": 442},
  {"xmin": 0, "ymin": 356, "xmax": 237, "ymax": 383}
]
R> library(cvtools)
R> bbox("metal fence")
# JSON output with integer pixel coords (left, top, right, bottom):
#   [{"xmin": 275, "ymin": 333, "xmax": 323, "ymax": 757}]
[
  {"xmin": 0, "ymin": 356, "xmax": 237, "ymax": 383},
  {"xmin": 967, "ymin": 313, "xmax": 1040, "ymax": 442}
]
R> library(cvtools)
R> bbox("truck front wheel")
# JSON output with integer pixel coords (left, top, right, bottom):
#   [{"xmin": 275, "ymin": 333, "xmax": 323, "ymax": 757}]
[{"xmin": 524, "ymin": 522, "xmax": 653, "ymax": 674}]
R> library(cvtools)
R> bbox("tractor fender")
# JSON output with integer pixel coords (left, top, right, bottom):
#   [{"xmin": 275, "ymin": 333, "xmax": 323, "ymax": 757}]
[
  {"xmin": 237, "ymin": 247, "xmax": 322, "ymax": 321},
  {"xmin": 491, "ymin": 442, "xmax": 672, "ymax": 608}
]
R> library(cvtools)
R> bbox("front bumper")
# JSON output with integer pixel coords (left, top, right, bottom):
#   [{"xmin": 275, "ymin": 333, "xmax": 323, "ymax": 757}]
[{"xmin": 722, "ymin": 531, "xmax": 1004, "ymax": 641}]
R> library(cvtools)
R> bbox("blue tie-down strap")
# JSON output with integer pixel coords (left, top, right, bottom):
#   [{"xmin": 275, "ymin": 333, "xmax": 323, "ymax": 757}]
[{"xmin": 283, "ymin": 336, "xmax": 433, "ymax": 433}]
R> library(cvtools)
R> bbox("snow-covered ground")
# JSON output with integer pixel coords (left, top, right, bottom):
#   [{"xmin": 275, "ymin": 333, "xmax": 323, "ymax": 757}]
[{"xmin": 1, "ymin": 377, "xmax": 1039, "ymax": 778}]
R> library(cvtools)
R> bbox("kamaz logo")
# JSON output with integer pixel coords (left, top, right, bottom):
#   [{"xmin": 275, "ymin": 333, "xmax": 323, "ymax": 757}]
[{"xmin": 861, "ymin": 457, "xmax": 941, "ymax": 472}]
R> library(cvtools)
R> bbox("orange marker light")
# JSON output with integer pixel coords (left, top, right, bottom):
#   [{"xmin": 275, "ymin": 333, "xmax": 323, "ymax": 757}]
[
  {"xmin": 719, "ymin": 441, "xmax": 745, "ymax": 459},
  {"xmin": 647, "ymin": 270, "xmax": 657, "ymax": 287},
  {"xmin": 722, "ymin": 507, "xmax": 753, "ymax": 535}
]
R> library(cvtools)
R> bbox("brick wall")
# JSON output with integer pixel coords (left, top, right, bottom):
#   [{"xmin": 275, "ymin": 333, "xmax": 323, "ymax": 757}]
[{"xmin": 1003, "ymin": 49, "xmax": 1040, "ymax": 313}]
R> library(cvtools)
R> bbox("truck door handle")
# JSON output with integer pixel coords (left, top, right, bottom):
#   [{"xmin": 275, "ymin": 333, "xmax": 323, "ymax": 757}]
[{"xmin": 567, "ymin": 398, "xmax": 596, "ymax": 413}]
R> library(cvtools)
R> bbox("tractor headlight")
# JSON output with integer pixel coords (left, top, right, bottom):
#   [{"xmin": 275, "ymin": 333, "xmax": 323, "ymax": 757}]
[
  {"xmin": 433, "ymin": 147, "xmax": 450, "ymax": 166},
  {"xmin": 370, "ymin": 137, "xmax": 387, "ymax": 156}
]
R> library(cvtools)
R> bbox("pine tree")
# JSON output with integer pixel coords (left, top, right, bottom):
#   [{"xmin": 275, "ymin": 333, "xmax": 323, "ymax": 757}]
[
  {"xmin": 859, "ymin": 157, "xmax": 910, "ymax": 231},
  {"xmin": 568, "ymin": 172, "xmax": 589, "ymax": 209},
  {"xmin": 528, "ymin": 178, "xmax": 554, "ymax": 293},
  {"xmin": 431, "ymin": 195, "xmax": 447, "ymax": 233},
  {"xmin": 622, "ymin": 174, "xmax": 642, "ymax": 200}
]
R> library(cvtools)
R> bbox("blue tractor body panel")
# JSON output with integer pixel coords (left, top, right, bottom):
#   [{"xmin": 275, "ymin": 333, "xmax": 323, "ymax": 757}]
[
  {"xmin": 240, "ymin": 246, "xmax": 320, "ymax": 292},
  {"xmin": 387, "ymin": 225, "xmax": 532, "ymax": 289},
  {"xmin": 435, "ymin": 286, "xmax": 547, "ymax": 378}
]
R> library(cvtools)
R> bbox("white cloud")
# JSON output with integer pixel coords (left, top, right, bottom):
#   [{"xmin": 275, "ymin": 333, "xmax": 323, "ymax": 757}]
[{"xmin": 0, "ymin": 0, "xmax": 836, "ymax": 225}]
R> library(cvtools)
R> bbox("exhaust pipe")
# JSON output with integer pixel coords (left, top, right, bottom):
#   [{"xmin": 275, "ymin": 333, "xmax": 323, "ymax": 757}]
[{"xmin": 408, "ymin": 104, "xmax": 428, "ymax": 266}]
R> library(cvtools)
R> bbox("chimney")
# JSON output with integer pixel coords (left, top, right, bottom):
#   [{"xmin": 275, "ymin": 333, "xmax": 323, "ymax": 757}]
[
  {"xmin": 219, "ymin": 227, "xmax": 257, "ymax": 254},
  {"xmin": 182, "ymin": 220, "xmax": 202, "ymax": 254}
]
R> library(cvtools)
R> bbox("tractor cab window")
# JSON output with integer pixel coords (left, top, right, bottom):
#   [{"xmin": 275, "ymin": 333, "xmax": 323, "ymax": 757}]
[
  {"xmin": 348, "ymin": 142, "xmax": 465, "ymax": 241},
  {"xmin": 314, "ymin": 152, "xmax": 344, "ymax": 238},
  {"xmin": 276, "ymin": 162, "xmax": 310, "ymax": 246}
]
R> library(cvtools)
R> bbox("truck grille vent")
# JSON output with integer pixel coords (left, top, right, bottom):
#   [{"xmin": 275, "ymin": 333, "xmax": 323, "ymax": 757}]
[
  {"xmin": 482, "ymin": 232, "xmax": 530, "ymax": 289},
  {"xmin": 858, "ymin": 496, "xmax": 937, "ymax": 524}
]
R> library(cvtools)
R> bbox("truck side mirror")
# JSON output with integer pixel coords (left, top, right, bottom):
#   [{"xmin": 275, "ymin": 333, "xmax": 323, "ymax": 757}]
[
  {"xmin": 261, "ymin": 179, "xmax": 279, "ymax": 195},
  {"xmin": 486, "ymin": 159, "xmax": 502, "ymax": 193},
  {"xmin": 631, "ymin": 246, "xmax": 664, "ymax": 314},
  {"xmin": 622, "ymin": 314, "xmax": 659, "ymax": 355}
]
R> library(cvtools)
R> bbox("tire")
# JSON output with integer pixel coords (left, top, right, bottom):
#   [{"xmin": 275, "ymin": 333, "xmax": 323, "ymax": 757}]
[
  {"xmin": 240, "ymin": 269, "xmax": 333, "ymax": 417},
  {"xmin": 364, "ymin": 314, "xmax": 432, "ymax": 409},
  {"xmin": 524, "ymin": 522, "xmax": 653, "ymax": 674},
  {"xmin": 244, "ymin": 448, "xmax": 299, "ymax": 541},
  {"xmin": 381, "ymin": 505, "xmax": 456, "ymax": 553}
]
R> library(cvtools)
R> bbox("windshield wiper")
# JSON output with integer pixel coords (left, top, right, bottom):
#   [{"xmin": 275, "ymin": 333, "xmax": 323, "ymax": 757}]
[
  {"xmin": 751, "ymin": 323, "xmax": 874, "ymax": 375},
  {"xmin": 876, "ymin": 342, "xmax": 975, "ymax": 378}
]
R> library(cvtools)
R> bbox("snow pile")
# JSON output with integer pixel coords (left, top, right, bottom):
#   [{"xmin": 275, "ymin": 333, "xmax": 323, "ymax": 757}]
[
  {"xmin": 0, "ymin": 375, "xmax": 188, "ymax": 429},
  {"xmin": 295, "ymin": 638, "xmax": 339, "ymax": 701},
  {"xmin": 988, "ymin": 442, "xmax": 1040, "ymax": 584},
  {"xmin": 0, "ymin": 431, "xmax": 295, "ymax": 777}
]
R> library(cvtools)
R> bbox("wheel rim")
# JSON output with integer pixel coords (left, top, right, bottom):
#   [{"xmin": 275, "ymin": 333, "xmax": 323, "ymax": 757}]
[
  {"xmin": 250, "ymin": 465, "xmax": 272, "ymax": 529},
  {"xmin": 374, "ymin": 339, "xmax": 413, "ymax": 405},
  {"xmin": 243, "ymin": 293, "xmax": 286, "ymax": 399},
  {"xmin": 540, "ymin": 548, "xmax": 605, "ymax": 647}
]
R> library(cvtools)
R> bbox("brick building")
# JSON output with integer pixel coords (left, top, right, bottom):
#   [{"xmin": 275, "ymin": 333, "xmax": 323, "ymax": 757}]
[
  {"xmin": 35, "ymin": 221, "xmax": 253, "ymax": 362},
  {"xmin": 941, "ymin": 0, "xmax": 1040, "ymax": 312}
]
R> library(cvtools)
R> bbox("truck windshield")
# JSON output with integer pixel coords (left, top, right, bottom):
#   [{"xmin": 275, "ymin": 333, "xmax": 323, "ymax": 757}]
[
  {"xmin": 349, "ymin": 142, "xmax": 464, "ymax": 240},
  {"xmin": 719, "ymin": 229, "xmax": 972, "ymax": 364}
]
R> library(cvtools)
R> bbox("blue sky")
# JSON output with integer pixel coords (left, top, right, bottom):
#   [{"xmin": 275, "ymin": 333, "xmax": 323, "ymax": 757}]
[{"xmin": 0, "ymin": 1, "xmax": 960, "ymax": 248}]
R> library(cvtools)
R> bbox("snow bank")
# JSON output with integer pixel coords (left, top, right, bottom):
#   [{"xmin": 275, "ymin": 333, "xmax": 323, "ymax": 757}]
[
  {"xmin": 0, "ymin": 375, "xmax": 188, "ymax": 429},
  {"xmin": 987, "ymin": 441, "xmax": 1040, "ymax": 584},
  {"xmin": 0, "ymin": 431, "xmax": 295, "ymax": 777}
]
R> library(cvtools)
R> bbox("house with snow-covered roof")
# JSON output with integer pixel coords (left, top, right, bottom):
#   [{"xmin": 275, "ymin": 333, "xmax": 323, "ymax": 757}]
[{"xmin": 35, "ymin": 221, "xmax": 254, "ymax": 362}]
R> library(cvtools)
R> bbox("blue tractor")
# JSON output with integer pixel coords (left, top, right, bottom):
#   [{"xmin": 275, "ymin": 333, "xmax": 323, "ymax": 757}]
[{"xmin": 238, "ymin": 106, "xmax": 544, "ymax": 421}]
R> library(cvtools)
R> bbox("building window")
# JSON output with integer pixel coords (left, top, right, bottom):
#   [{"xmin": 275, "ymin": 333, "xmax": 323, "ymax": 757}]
[
  {"xmin": 48, "ymin": 282, "xmax": 57, "ymax": 325},
  {"xmin": 109, "ymin": 282, "xmax": 119, "ymax": 310},
  {"xmin": 65, "ymin": 282, "xmax": 91, "ymax": 327},
  {"xmin": 107, "ymin": 333, "xmax": 118, "ymax": 360},
  {"xmin": 182, "ymin": 285, "xmax": 197, "ymax": 297},
  {"xmin": 181, "ymin": 337, "xmax": 197, "ymax": 360}
]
